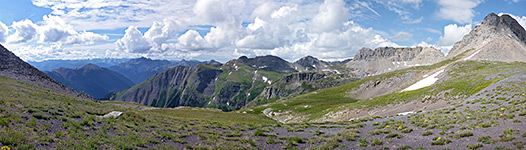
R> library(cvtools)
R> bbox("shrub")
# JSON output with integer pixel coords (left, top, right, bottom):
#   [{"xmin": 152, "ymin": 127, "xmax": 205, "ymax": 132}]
[
  {"xmin": 467, "ymin": 143, "xmax": 483, "ymax": 150},
  {"xmin": 254, "ymin": 129, "xmax": 266, "ymax": 136},
  {"xmin": 32, "ymin": 113, "xmax": 50, "ymax": 120},
  {"xmin": 422, "ymin": 131, "xmax": 433, "ymax": 136},
  {"xmin": 477, "ymin": 136, "xmax": 492, "ymax": 144},
  {"xmin": 371, "ymin": 139, "xmax": 383, "ymax": 146},
  {"xmin": 454, "ymin": 132, "xmax": 474, "ymax": 139},
  {"xmin": 385, "ymin": 133, "xmax": 399, "ymax": 138}
]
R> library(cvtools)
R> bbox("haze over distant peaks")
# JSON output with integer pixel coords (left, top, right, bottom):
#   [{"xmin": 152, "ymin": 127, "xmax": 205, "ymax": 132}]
[{"xmin": 45, "ymin": 64, "xmax": 135, "ymax": 99}]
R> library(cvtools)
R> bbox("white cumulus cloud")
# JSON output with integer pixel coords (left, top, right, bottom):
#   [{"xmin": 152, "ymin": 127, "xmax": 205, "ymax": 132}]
[
  {"xmin": 6, "ymin": 15, "xmax": 108, "ymax": 45},
  {"xmin": 116, "ymin": 26, "xmax": 152, "ymax": 53},
  {"xmin": 175, "ymin": 30, "xmax": 210, "ymax": 51},
  {"xmin": 310, "ymin": 0, "xmax": 349, "ymax": 33},
  {"xmin": 436, "ymin": 0, "xmax": 483, "ymax": 24},
  {"xmin": 437, "ymin": 24, "xmax": 472, "ymax": 53},
  {"xmin": 0, "ymin": 21, "xmax": 8, "ymax": 43},
  {"xmin": 7, "ymin": 20, "xmax": 39, "ymax": 44}
]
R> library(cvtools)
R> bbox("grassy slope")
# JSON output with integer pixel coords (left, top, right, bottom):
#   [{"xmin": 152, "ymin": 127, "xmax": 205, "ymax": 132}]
[
  {"xmin": 243, "ymin": 50, "xmax": 526, "ymax": 122},
  {"xmin": 0, "ymin": 76, "xmax": 275, "ymax": 149}
]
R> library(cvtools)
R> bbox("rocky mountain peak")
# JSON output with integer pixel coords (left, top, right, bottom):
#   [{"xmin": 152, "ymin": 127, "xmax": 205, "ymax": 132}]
[
  {"xmin": 353, "ymin": 47, "xmax": 374, "ymax": 61},
  {"xmin": 447, "ymin": 13, "xmax": 526, "ymax": 59},
  {"xmin": 231, "ymin": 55, "xmax": 296, "ymax": 73},
  {"xmin": 346, "ymin": 46, "xmax": 444, "ymax": 77}
]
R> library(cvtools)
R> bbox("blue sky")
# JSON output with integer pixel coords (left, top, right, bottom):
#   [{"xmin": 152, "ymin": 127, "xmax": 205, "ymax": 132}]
[{"xmin": 0, "ymin": 0, "xmax": 525, "ymax": 62}]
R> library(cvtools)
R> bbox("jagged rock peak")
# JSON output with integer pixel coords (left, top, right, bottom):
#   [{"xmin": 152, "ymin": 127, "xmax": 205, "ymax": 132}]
[
  {"xmin": 482, "ymin": 13, "xmax": 526, "ymax": 43},
  {"xmin": 353, "ymin": 46, "xmax": 440, "ymax": 61},
  {"xmin": 448, "ymin": 13, "xmax": 526, "ymax": 58}
]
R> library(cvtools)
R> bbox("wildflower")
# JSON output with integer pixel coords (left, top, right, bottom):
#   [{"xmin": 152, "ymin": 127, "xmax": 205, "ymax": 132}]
[
  {"xmin": 522, "ymin": 93, "xmax": 525, "ymax": 96},
  {"xmin": 1, "ymin": 146, "xmax": 10, "ymax": 150},
  {"xmin": 374, "ymin": 122, "xmax": 378, "ymax": 125},
  {"xmin": 500, "ymin": 114, "xmax": 503, "ymax": 116},
  {"xmin": 436, "ymin": 137, "xmax": 441, "ymax": 141},
  {"xmin": 398, "ymin": 126, "xmax": 403, "ymax": 130},
  {"xmin": 492, "ymin": 104, "xmax": 494, "ymax": 106},
  {"xmin": 424, "ymin": 119, "xmax": 428, "ymax": 123},
  {"xmin": 501, "ymin": 108, "xmax": 504, "ymax": 111},
  {"xmin": 385, "ymin": 125, "xmax": 390, "ymax": 128}
]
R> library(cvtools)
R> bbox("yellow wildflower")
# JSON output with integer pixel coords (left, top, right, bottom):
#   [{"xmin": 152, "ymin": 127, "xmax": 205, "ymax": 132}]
[
  {"xmin": 522, "ymin": 93, "xmax": 525, "ymax": 96},
  {"xmin": 424, "ymin": 119, "xmax": 428, "ymax": 123},
  {"xmin": 492, "ymin": 104, "xmax": 494, "ymax": 106},
  {"xmin": 1, "ymin": 146, "xmax": 10, "ymax": 150},
  {"xmin": 374, "ymin": 122, "xmax": 378, "ymax": 125},
  {"xmin": 501, "ymin": 108, "xmax": 504, "ymax": 111},
  {"xmin": 436, "ymin": 137, "xmax": 441, "ymax": 141},
  {"xmin": 500, "ymin": 113, "xmax": 503, "ymax": 116},
  {"xmin": 398, "ymin": 126, "xmax": 402, "ymax": 130},
  {"xmin": 385, "ymin": 125, "xmax": 390, "ymax": 128}
]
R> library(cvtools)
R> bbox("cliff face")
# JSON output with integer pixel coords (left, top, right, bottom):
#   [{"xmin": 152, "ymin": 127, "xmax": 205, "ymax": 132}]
[
  {"xmin": 447, "ymin": 13, "xmax": 526, "ymax": 62},
  {"xmin": 0, "ymin": 44, "xmax": 93, "ymax": 100},
  {"xmin": 45, "ymin": 64, "xmax": 135, "ymax": 99},
  {"xmin": 251, "ymin": 71, "xmax": 356, "ymax": 105},
  {"xmin": 346, "ymin": 46, "xmax": 445, "ymax": 77}
]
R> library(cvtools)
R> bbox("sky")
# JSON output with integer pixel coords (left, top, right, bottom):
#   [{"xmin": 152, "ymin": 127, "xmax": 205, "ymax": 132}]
[{"xmin": 0, "ymin": 0, "xmax": 525, "ymax": 63}]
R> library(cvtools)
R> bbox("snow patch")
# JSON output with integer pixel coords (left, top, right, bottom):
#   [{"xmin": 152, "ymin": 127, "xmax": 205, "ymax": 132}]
[
  {"xmin": 402, "ymin": 69, "xmax": 445, "ymax": 92},
  {"xmin": 463, "ymin": 49, "xmax": 482, "ymax": 61},
  {"xmin": 262, "ymin": 76, "xmax": 271, "ymax": 84},
  {"xmin": 397, "ymin": 111, "xmax": 414, "ymax": 116},
  {"xmin": 97, "ymin": 111, "xmax": 123, "ymax": 119},
  {"xmin": 312, "ymin": 65, "xmax": 317, "ymax": 68}
]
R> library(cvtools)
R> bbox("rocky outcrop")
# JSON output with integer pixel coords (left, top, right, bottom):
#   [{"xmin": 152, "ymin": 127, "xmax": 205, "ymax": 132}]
[
  {"xmin": 292, "ymin": 56, "xmax": 350, "ymax": 71},
  {"xmin": 448, "ymin": 13, "xmax": 526, "ymax": 62},
  {"xmin": 251, "ymin": 71, "xmax": 356, "ymax": 105},
  {"xmin": 45, "ymin": 64, "xmax": 135, "ymax": 99},
  {"xmin": 0, "ymin": 44, "xmax": 93, "ymax": 100},
  {"xmin": 345, "ymin": 46, "xmax": 444, "ymax": 77}
]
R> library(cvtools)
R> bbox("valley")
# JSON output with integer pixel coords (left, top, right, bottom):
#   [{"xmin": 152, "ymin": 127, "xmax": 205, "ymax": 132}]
[{"xmin": 1, "ymin": 12, "xmax": 526, "ymax": 149}]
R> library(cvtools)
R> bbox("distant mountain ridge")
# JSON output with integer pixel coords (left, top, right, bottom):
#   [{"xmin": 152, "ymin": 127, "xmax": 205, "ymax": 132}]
[
  {"xmin": 109, "ymin": 57, "xmax": 216, "ymax": 84},
  {"xmin": 0, "ymin": 44, "xmax": 93, "ymax": 100},
  {"xmin": 45, "ymin": 64, "xmax": 135, "ymax": 99},
  {"xmin": 28, "ymin": 58, "xmax": 129, "ymax": 71}
]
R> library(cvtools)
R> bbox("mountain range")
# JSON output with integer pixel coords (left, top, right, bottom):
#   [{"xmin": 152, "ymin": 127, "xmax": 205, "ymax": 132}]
[
  {"xmin": 108, "ymin": 57, "xmax": 216, "ymax": 84},
  {"xmin": 1, "ymin": 13, "xmax": 526, "ymax": 149},
  {"xmin": 45, "ymin": 64, "xmax": 135, "ymax": 99}
]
